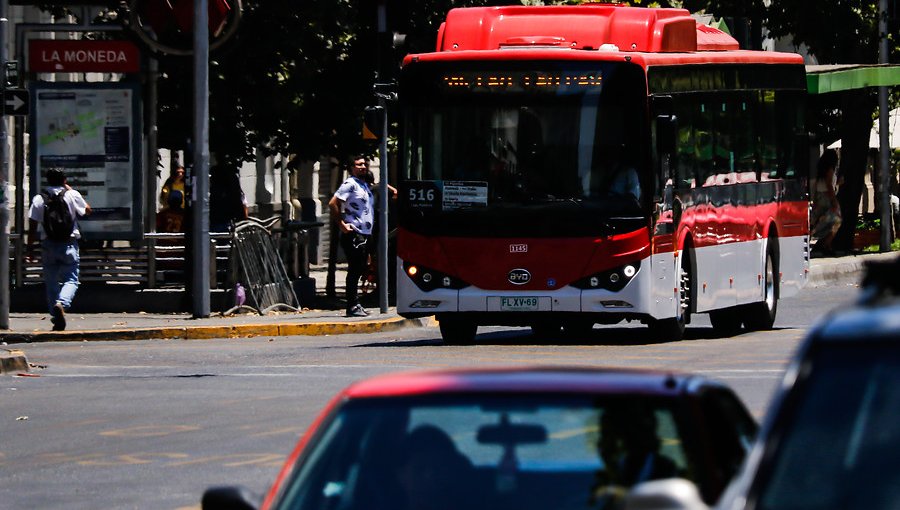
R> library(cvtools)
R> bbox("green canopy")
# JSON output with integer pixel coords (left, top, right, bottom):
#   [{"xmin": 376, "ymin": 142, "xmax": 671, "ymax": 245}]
[{"xmin": 806, "ymin": 64, "xmax": 900, "ymax": 95}]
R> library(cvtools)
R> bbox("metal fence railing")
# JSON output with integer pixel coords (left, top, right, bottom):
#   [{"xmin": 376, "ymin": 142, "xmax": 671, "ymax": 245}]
[{"xmin": 228, "ymin": 217, "xmax": 299, "ymax": 315}]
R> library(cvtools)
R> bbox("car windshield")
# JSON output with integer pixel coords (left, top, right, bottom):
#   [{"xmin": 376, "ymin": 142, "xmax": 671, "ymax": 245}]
[
  {"xmin": 274, "ymin": 395, "xmax": 691, "ymax": 510},
  {"xmin": 756, "ymin": 344, "xmax": 900, "ymax": 510}
]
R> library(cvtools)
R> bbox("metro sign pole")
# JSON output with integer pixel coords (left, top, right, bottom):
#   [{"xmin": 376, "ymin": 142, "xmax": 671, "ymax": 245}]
[
  {"xmin": 0, "ymin": 0, "xmax": 8, "ymax": 329},
  {"xmin": 192, "ymin": 0, "xmax": 211, "ymax": 318}
]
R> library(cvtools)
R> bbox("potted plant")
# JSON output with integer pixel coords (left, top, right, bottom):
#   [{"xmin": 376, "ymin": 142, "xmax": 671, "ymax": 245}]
[{"xmin": 854, "ymin": 215, "xmax": 882, "ymax": 250}]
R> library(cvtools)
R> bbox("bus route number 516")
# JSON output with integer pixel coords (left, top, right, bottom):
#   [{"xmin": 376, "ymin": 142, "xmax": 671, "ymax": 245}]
[{"xmin": 406, "ymin": 181, "xmax": 441, "ymax": 211}]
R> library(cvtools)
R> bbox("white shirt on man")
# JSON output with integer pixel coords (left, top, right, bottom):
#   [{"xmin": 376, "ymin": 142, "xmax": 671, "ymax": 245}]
[
  {"xmin": 28, "ymin": 186, "xmax": 89, "ymax": 239},
  {"xmin": 333, "ymin": 176, "xmax": 374, "ymax": 235}
]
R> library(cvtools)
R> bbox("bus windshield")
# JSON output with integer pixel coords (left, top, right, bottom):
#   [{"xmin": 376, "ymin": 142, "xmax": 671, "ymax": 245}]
[{"xmin": 400, "ymin": 61, "xmax": 649, "ymax": 237}]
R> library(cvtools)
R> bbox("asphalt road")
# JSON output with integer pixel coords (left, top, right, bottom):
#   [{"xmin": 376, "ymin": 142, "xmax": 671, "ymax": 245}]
[{"xmin": 0, "ymin": 280, "xmax": 860, "ymax": 510}]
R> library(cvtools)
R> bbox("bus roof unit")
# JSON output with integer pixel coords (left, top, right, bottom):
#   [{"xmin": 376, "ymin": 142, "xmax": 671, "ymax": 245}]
[{"xmin": 436, "ymin": 5, "xmax": 739, "ymax": 54}]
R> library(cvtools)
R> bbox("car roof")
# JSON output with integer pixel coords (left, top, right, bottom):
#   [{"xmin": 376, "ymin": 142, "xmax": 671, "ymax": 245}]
[
  {"xmin": 812, "ymin": 256, "xmax": 900, "ymax": 342},
  {"xmin": 342, "ymin": 366, "xmax": 712, "ymax": 399},
  {"xmin": 812, "ymin": 298, "xmax": 900, "ymax": 341}
]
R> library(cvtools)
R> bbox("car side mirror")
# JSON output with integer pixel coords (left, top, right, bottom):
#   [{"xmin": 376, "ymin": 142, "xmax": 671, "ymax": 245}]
[
  {"xmin": 622, "ymin": 478, "xmax": 709, "ymax": 510},
  {"xmin": 201, "ymin": 486, "xmax": 261, "ymax": 510}
]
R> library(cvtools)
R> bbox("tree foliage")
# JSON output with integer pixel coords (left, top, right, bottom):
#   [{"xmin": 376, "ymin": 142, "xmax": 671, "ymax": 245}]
[{"xmin": 149, "ymin": 0, "xmax": 518, "ymax": 168}]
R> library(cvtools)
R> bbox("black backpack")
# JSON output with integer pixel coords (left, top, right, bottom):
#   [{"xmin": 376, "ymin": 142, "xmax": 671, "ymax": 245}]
[{"xmin": 41, "ymin": 188, "xmax": 75, "ymax": 241}]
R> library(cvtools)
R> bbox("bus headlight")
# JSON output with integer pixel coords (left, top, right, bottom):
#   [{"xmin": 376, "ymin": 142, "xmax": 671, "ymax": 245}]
[
  {"xmin": 572, "ymin": 260, "xmax": 641, "ymax": 292},
  {"xmin": 403, "ymin": 261, "xmax": 469, "ymax": 292}
]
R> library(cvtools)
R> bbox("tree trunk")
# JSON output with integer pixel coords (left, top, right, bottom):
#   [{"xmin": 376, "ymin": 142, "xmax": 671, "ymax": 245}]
[{"xmin": 833, "ymin": 90, "xmax": 876, "ymax": 252}]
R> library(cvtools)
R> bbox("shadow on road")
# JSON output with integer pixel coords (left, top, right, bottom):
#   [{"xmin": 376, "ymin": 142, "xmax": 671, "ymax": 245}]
[{"xmin": 355, "ymin": 325, "xmax": 796, "ymax": 348}]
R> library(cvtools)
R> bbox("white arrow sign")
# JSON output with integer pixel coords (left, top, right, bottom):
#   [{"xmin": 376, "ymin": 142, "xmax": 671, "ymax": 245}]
[
  {"xmin": 5, "ymin": 94, "xmax": 24, "ymax": 111},
  {"xmin": 3, "ymin": 89, "xmax": 28, "ymax": 116}
]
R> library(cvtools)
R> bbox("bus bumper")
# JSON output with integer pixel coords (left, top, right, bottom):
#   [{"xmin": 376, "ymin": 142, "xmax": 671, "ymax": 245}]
[{"xmin": 397, "ymin": 257, "xmax": 669, "ymax": 322}]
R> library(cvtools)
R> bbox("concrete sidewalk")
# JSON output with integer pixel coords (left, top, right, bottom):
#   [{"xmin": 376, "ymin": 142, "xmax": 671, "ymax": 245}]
[{"xmin": 1, "ymin": 251, "xmax": 896, "ymax": 373}]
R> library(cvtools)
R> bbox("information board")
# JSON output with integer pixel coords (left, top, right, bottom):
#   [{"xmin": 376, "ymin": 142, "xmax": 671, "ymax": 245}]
[{"xmin": 29, "ymin": 82, "xmax": 143, "ymax": 239}]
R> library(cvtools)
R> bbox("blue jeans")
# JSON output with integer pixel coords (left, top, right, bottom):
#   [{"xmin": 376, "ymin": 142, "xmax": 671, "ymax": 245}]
[{"xmin": 41, "ymin": 239, "xmax": 80, "ymax": 312}]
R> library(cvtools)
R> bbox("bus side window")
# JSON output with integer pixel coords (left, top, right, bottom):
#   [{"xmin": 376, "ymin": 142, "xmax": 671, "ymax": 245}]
[
  {"xmin": 695, "ymin": 101, "xmax": 715, "ymax": 186},
  {"xmin": 732, "ymin": 94, "xmax": 756, "ymax": 177},
  {"xmin": 775, "ymin": 90, "xmax": 804, "ymax": 179},
  {"xmin": 674, "ymin": 97, "xmax": 695, "ymax": 189},
  {"xmin": 757, "ymin": 90, "xmax": 779, "ymax": 180},
  {"xmin": 712, "ymin": 98, "xmax": 732, "ymax": 177}
]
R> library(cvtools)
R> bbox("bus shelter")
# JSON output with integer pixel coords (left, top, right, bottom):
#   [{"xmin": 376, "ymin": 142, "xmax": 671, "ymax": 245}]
[{"xmin": 805, "ymin": 64, "xmax": 900, "ymax": 249}]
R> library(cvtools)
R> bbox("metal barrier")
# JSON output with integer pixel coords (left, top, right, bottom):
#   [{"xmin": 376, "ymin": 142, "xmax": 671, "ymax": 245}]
[
  {"xmin": 144, "ymin": 232, "xmax": 232, "ymax": 288},
  {"xmin": 228, "ymin": 218, "xmax": 299, "ymax": 314}
]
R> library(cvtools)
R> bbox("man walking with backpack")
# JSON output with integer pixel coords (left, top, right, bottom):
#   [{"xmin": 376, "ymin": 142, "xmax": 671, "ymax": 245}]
[{"xmin": 27, "ymin": 168, "xmax": 91, "ymax": 331}]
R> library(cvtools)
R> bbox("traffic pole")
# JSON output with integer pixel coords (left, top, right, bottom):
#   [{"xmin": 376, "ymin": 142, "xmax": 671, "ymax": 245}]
[
  {"xmin": 376, "ymin": 1, "xmax": 389, "ymax": 313},
  {"xmin": 192, "ymin": 0, "xmax": 211, "ymax": 317},
  {"xmin": 0, "ymin": 0, "xmax": 10, "ymax": 330},
  {"xmin": 877, "ymin": 0, "xmax": 891, "ymax": 252}
]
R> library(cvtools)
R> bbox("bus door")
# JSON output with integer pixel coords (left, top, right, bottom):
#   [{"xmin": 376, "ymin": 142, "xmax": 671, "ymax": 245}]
[{"xmin": 652, "ymin": 97, "xmax": 679, "ymax": 252}]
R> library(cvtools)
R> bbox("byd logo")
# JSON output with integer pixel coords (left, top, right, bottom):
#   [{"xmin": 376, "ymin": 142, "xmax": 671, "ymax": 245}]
[{"xmin": 507, "ymin": 268, "xmax": 531, "ymax": 285}]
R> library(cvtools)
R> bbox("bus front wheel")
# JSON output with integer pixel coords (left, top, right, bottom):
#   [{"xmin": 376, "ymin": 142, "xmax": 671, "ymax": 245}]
[
  {"xmin": 438, "ymin": 316, "xmax": 477, "ymax": 345},
  {"xmin": 648, "ymin": 251, "xmax": 691, "ymax": 342}
]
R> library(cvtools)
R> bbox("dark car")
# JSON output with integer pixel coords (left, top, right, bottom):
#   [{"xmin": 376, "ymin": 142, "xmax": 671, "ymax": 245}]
[
  {"xmin": 202, "ymin": 366, "xmax": 757, "ymax": 510},
  {"xmin": 625, "ymin": 256, "xmax": 900, "ymax": 510}
]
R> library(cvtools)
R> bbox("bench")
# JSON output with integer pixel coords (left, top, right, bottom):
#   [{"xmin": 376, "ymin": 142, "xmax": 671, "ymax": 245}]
[{"xmin": 8, "ymin": 232, "xmax": 232, "ymax": 289}]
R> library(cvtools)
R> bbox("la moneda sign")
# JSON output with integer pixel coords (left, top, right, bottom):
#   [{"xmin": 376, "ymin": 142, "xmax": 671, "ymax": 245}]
[{"xmin": 29, "ymin": 40, "xmax": 141, "ymax": 73}]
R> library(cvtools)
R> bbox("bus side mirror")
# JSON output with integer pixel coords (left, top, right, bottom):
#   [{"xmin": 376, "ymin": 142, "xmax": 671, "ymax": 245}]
[{"xmin": 656, "ymin": 115, "xmax": 677, "ymax": 156}]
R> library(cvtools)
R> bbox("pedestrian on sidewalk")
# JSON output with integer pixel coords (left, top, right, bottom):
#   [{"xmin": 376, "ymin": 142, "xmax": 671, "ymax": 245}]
[
  {"xmin": 811, "ymin": 149, "xmax": 842, "ymax": 256},
  {"xmin": 329, "ymin": 155, "xmax": 374, "ymax": 317},
  {"xmin": 159, "ymin": 164, "xmax": 186, "ymax": 209},
  {"xmin": 26, "ymin": 168, "xmax": 92, "ymax": 331}
]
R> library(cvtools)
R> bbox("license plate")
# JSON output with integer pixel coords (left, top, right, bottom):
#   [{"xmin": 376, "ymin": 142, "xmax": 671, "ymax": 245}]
[{"xmin": 500, "ymin": 296, "xmax": 539, "ymax": 311}]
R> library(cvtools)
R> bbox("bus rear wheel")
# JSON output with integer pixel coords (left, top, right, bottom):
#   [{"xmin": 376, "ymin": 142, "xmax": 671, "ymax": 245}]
[
  {"xmin": 743, "ymin": 242, "xmax": 778, "ymax": 331},
  {"xmin": 438, "ymin": 316, "xmax": 477, "ymax": 345}
]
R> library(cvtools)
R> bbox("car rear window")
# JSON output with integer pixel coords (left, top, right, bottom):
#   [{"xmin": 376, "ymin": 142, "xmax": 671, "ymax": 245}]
[
  {"xmin": 756, "ymin": 344, "xmax": 900, "ymax": 510},
  {"xmin": 275, "ymin": 395, "xmax": 693, "ymax": 510}
]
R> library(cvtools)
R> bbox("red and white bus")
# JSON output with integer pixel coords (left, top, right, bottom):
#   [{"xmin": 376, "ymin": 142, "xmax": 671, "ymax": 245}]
[{"xmin": 396, "ymin": 5, "xmax": 809, "ymax": 344}]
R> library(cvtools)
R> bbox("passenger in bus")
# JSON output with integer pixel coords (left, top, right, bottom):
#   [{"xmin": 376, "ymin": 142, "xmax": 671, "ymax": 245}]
[
  {"xmin": 811, "ymin": 149, "xmax": 842, "ymax": 256},
  {"xmin": 606, "ymin": 144, "xmax": 642, "ymax": 201}
]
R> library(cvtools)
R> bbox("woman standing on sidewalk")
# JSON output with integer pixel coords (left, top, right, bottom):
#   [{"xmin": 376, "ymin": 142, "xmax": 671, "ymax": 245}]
[{"xmin": 811, "ymin": 149, "xmax": 842, "ymax": 256}]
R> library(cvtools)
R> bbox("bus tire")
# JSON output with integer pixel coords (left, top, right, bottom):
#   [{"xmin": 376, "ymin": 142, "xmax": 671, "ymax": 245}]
[
  {"xmin": 648, "ymin": 249, "xmax": 691, "ymax": 342},
  {"xmin": 709, "ymin": 307, "xmax": 743, "ymax": 337},
  {"xmin": 743, "ymin": 240, "xmax": 779, "ymax": 331},
  {"xmin": 438, "ymin": 317, "xmax": 477, "ymax": 345}
]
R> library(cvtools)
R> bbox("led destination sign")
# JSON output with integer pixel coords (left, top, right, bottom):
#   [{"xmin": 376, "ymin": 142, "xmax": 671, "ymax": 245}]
[{"xmin": 441, "ymin": 71, "xmax": 603, "ymax": 93}]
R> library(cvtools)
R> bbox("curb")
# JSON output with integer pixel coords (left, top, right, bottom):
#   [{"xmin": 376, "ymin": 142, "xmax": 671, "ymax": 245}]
[
  {"xmin": 0, "ymin": 348, "xmax": 29, "ymax": 374},
  {"xmin": 0, "ymin": 317, "xmax": 431, "ymax": 344},
  {"xmin": 808, "ymin": 251, "xmax": 898, "ymax": 287}
]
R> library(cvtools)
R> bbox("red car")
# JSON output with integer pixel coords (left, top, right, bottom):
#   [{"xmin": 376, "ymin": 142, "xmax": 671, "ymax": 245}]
[{"xmin": 202, "ymin": 367, "xmax": 757, "ymax": 510}]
